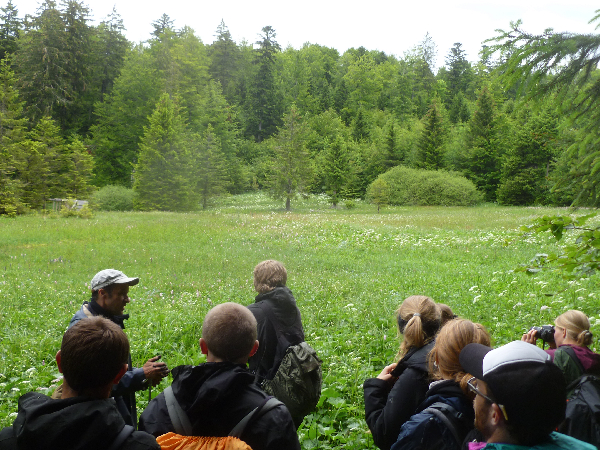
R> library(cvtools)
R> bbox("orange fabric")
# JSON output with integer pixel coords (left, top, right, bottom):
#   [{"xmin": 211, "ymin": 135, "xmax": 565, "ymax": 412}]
[{"xmin": 156, "ymin": 432, "xmax": 253, "ymax": 450}]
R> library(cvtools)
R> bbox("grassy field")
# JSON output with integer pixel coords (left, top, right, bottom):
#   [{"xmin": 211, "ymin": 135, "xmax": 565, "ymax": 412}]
[{"xmin": 1, "ymin": 193, "xmax": 598, "ymax": 448}]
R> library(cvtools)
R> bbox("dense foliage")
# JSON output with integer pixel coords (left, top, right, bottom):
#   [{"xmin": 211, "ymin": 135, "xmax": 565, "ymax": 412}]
[
  {"xmin": 370, "ymin": 166, "xmax": 483, "ymax": 206},
  {"xmin": 1, "ymin": 1, "xmax": 600, "ymax": 213}
]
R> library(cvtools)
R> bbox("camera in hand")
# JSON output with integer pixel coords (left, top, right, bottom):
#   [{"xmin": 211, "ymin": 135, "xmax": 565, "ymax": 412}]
[{"xmin": 530, "ymin": 325, "xmax": 555, "ymax": 343}]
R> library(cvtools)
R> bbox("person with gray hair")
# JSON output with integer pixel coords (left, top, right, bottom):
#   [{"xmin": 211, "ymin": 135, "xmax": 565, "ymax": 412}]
[{"xmin": 67, "ymin": 269, "xmax": 169, "ymax": 428}]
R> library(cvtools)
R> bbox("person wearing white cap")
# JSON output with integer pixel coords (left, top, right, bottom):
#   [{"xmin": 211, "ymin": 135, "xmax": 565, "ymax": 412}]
[
  {"xmin": 459, "ymin": 340, "xmax": 595, "ymax": 449},
  {"xmin": 66, "ymin": 269, "xmax": 169, "ymax": 429}
]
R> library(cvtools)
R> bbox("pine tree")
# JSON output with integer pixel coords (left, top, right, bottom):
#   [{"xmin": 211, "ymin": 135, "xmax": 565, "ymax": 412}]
[
  {"xmin": 0, "ymin": 0, "xmax": 21, "ymax": 61},
  {"xmin": 193, "ymin": 125, "xmax": 229, "ymax": 209},
  {"xmin": 416, "ymin": 97, "xmax": 446, "ymax": 170},
  {"xmin": 323, "ymin": 136, "xmax": 350, "ymax": 206},
  {"xmin": 0, "ymin": 58, "xmax": 26, "ymax": 215},
  {"xmin": 133, "ymin": 93, "xmax": 193, "ymax": 211},
  {"xmin": 497, "ymin": 109, "xmax": 557, "ymax": 205},
  {"xmin": 245, "ymin": 26, "xmax": 281, "ymax": 142},
  {"xmin": 466, "ymin": 86, "xmax": 500, "ymax": 202},
  {"xmin": 208, "ymin": 20, "xmax": 240, "ymax": 103},
  {"xmin": 268, "ymin": 106, "xmax": 311, "ymax": 210},
  {"xmin": 66, "ymin": 136, "xmax": 94, "ymax": 198}
]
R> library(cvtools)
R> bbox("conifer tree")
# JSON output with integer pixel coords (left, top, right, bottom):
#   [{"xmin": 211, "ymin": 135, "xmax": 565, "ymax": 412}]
[
  {"xmin": 0, "ymin": 58, "xmax": 26, "ymax": 215},
  {"xmin": 133, "ymin": 93, "xmax": 193, "ymax": 211},
  {"xmin": 193, "ymin": 125, "xmax": 229, "ymax": 209},
  {"xmin": 466, "ymin": 86, "xmax": 500, "ymax": 201},
  {"xmin": 415, "ymin": 97, "xmax": 446, "ymax": 170},
  {"xmin": 267, "ymin": 105, "xmax": 311, "ymax": 210},
  {"xmin": 0, "ymin": 0, "xmax": 20, "ymax": 61},
  {"xmin": 323, "ymin": 136, "xmax": 350, "ymax": 206}
]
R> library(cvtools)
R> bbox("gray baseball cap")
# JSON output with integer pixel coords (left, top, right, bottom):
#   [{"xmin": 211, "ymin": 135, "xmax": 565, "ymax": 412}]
[{"xmin": 91, "ymin": 269, "xmax": 139, "ymax": 291}]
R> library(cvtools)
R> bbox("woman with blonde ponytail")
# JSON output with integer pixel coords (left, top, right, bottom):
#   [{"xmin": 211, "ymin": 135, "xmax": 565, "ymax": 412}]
[
  {"xmin": 364, "ymin": 296, "xmax": 441, "ymax": 450},
  {"xmin": 523, "ymin": 309, "xmax": 600, "ymax": 387},
  {"xmin": 391, "ymin": 319, "xmax": 490, "ymax": 450}
]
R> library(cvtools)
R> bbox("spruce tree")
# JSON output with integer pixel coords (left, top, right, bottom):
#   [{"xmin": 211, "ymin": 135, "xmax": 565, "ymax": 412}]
[
  {"xmin": 193, "ymin": 125, "xmax": 228, "ymax": 209},
  {"xmin": 323, "ymin": 136, "xmax": 350, "ymax": 207},
  {"xmin": 133, "ymin": 93, "xmax": 193, "ymax": 211},
  {"xmin": 0, "ymin": 58, "xmax": 25, "ymax": 215},
  {"xmin": 268, "ymin": 106, "xmax": 311, "ymax": 210},
  {"xmin": 416, "ymin": 97, "xmax": 446, "ymax": 170},
  {"xmin": 466, "ymin": 86, "xmax": 500, "ymax": 201}
]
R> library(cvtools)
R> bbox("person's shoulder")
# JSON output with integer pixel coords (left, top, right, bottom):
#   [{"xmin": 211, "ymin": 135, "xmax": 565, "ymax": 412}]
[
  {"xmin": 68, "ymin": 302, "xmax": 92, "ymax": 328},
  {"xmin": 546, "ymin": 431, "xmax": 597, "ymax": 449},
  {"xmin": 123, "ymin": 430, "xmax": 161, "ymax": 450}
]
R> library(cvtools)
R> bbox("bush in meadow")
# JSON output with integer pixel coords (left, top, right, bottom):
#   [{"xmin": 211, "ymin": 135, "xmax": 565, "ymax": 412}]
[
  {"xmin": 373, "ymin": 166, "xmax": 483, "ymax": 206},
  {"xmin": 91, "ymin": 185, "xmax": 136, "ymax": 211}
]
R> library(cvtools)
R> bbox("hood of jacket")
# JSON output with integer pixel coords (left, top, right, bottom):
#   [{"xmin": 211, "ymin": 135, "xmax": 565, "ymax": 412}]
[
  {"xmin": 253, "ymin": 287, "xmax": 301, "ymax": 328},
  {"xmin": 9, "ymin": 392, "xmax": 128, "ymax": 450},
  {"xmin": 418, "ymin": 379, "xmax": 473, "ymax": 419},
  {"xmin": 170, "ymin": 362, "xmax": 259, "ymax": 416}
]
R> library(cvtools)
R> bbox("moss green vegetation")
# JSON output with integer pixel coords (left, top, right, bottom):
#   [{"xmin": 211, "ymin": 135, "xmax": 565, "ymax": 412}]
[{"xmin": 1, "ymin": 194, "xmax": 598, "ymax": 448}]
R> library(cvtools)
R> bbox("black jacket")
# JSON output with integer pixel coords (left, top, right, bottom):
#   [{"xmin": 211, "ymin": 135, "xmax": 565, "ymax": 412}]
[
  {"xmin": 0, "ymin": 392, "xmax": 159, "ymax": 450},
  {"xmin": 247, "ymin": 287, "xmax": 305, "ymax": 382},
  {"xmin": 363, "ymin": 341, "xmax": 434, "ymax": 450},
  {"xmin": 138, "ymin": 362, "xmax": 300, "ymax": 450}
]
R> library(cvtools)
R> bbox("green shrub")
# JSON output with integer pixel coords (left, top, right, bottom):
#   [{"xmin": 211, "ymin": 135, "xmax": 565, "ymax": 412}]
[
  {"xmin": 91, "ymin": 185, "xmax": 136, "ymax": 211},
  {"xmin": 373, "ymin": 166, "xmax": 483, "ymax": 206},
  {"xmin": 58, "ymin": 199, "xmax": 94, "ymax": 219}
]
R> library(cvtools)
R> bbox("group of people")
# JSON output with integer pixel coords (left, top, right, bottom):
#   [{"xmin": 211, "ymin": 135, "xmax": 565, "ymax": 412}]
[
  {"xmin": 1, "ymin": 265, "xmax": 599, "ymax": 450},
  {"xmin": 0, "ymin": 261, "xmax": 304, "ymax": 450},
  {"xmin": 364, "ymin": 295, "xmax": 600, "ymax": 450}
]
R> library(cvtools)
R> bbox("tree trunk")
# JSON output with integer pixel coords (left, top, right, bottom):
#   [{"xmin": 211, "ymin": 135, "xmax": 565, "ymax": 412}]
[{"xmin": 286, "ymin": 196, "xmax": 291, "ymax": 211}]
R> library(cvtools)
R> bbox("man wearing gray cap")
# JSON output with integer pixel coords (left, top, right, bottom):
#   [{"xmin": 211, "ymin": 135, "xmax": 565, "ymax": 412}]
[{"xmin": 68, "ymin": 269, "xmax": 169, "ymax": 429}]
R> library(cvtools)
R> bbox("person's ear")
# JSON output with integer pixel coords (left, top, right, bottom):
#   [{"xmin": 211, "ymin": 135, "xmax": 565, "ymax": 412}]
[
  {"xmin": 490, "ymin": 403, "xmax": 504, "ymax": 425},
  {"xmin": 249, "ymin": 340, "xmax": 259, "ymax": 357},
  {"xmin": 199, "ymin": 338, "xmax": 209, "ymax": 355},
  {"xmin": 56, "ymin": 350, "xmax": 63, "ymax": 373},
  {"xmin": 112, "ymin": 363, "xmax": 128, "ymax": 385}
]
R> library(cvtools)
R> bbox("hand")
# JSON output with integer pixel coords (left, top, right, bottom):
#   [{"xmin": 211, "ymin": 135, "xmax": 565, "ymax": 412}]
[
  {"xmin": 521, "ymin": 330, "xmax": 538, "ymax": 345},
  {"xmin": 143, "ymin": 355, "xmax": 169, "ymax": 386},
  {"xmin": 376, "ymin": 363, "xmax": 398, "ymax": 383}
]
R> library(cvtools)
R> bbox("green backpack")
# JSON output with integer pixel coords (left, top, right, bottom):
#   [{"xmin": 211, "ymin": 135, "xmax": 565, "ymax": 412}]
[{"xmin": 255, "ymin": 304, "xmax": 322, "ymax": 428}]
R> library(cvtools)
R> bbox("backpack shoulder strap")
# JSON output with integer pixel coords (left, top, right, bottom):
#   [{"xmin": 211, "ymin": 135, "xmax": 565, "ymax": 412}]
[
  {"xmin": 559, "ymin": 346, "xmax": 585, "ymax": 375},
  {"xmin": 229, "ymin": 397, "xmax": 284, "ymax": 438},
  {"xmin": 421, "ymin": 402, "xmax": 467, "ymax": 449},
  {"xmin": 106, "ymin": 425, "xmax": 134, "ymax": 450},
  {"xmin": 164, "ymin": 385, "xmax": 193, "ymax": 436}
]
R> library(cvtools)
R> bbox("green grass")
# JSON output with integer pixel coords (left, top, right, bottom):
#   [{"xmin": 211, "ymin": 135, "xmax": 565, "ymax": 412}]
[{"xmin": 1, "ymin": 194, "xmax": 598, "ymax": 448}]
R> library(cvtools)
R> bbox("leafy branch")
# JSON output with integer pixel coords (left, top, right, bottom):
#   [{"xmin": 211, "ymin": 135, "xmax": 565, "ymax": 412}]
[{"xmin": 515, "ymin": 212, "xmax": 600, "ymax": 280}]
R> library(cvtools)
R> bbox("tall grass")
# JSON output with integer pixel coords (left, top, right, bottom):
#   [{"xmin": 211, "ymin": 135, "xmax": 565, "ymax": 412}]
[{"xmin": 0, "ymin": 195, "xmax": 597, "ymax": 448}]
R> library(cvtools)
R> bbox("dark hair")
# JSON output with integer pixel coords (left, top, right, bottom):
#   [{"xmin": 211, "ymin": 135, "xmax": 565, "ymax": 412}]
[
  {"xmin": 61, "ymin": 317, "xmax": 129, "ymax": 393},
  {"xmin": 202, "ymin": 302, "xmax": 257, "ymax": 363},
  {"xmin": 90, "ymin": 284, "xmax": 116, "ymax": 302}
]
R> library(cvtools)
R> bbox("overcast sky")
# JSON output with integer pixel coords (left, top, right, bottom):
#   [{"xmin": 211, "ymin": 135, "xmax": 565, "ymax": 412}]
[{"xmin": 13, "ymin": 0, "xmax": 600, "ymax": 70}]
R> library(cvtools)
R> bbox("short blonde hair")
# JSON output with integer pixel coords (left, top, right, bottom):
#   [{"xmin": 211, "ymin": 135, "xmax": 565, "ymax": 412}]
[
  {"xmin": 429, "ymin": 319, "xmax": 490, "ymax": 395},
  {"xmin": 555, "ymin": 310, "xmax": 593, "ymax": 347},
  {"xmin": 253, "ymin": 260, "xmax": 287, "ymax": 294}
]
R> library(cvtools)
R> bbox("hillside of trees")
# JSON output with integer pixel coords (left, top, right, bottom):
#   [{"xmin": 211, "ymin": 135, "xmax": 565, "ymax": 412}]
[{"xmin": 1, "ymin": 0, "xmax": 599, "ymax": 214}]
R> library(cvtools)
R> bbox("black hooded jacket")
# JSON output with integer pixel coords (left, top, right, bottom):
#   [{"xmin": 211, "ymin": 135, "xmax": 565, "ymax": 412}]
[
  {"xmin": 363, "ymin": 341, "xmax": 434, "ymax": 450},
  {"xmin": 0, "ymin": 392, "xmax": 159, "ymax": 450},
  {"xmin": 247, "ymin": 286, "xmax": 305, "ymax": 382},
  {"xmin": 138, "ymin": 362, "xmax": 300, "ymax": 450}
]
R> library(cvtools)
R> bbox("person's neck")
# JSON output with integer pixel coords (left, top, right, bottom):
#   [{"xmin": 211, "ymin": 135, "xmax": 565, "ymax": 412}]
[{"xmin": 60, "ymin": 381, "xmax": 111, "ymax": 400}]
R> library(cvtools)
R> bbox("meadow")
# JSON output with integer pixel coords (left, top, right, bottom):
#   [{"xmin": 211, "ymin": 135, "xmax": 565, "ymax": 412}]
[{"xmin": 1, "ymin": 193, "xmax": 598, "ymax": 449}]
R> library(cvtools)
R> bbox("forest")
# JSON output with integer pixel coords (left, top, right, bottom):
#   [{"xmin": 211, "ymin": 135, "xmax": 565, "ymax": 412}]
[{"xmin": 1, "ymin": 0, "xmax": 599, "ymax": 215}]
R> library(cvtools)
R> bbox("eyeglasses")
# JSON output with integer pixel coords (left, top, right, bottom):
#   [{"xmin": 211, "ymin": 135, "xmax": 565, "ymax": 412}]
[{"xmin": 467, "ymin": 376, "xmax": 509, "ymax": 422}]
